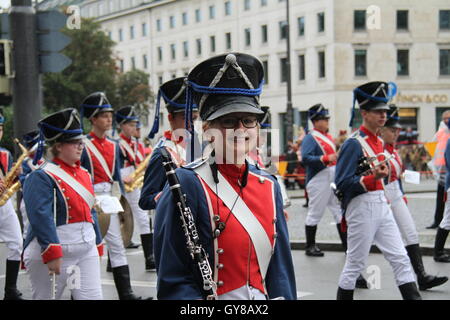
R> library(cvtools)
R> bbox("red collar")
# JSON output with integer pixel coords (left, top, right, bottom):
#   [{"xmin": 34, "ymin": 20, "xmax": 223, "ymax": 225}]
[
  {"xmin": 120, "ymin": 133, "xmax": 133, "ymax": 144},
  {"xmin": 218, "ymin": 163, "xmax": 246, "ymax": 180},
  {"xmin": 164, "ymin": 130, "xmax": 183, "ymax": 144},
  {"xmin": 89, "ymin": 131, "xmax": 107, "ymax": 142},
  {"xmin": 53, "ymin": 157, "xmax": 81, "ymax": 170},
  {"xmin": 313, "ymin": 128, "xmax": 328, "ymax": 135},
  {"xmin": 385, "ymin": 143, "xmax": 395, "ymax": 154},
  {"xmin": 360, "ymin": 125, "xmax": 379, "ymax": 142}
]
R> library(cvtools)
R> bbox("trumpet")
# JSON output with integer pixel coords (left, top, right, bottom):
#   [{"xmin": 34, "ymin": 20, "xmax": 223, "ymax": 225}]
[
  {"xmin": 355, "ymin": 152, "xmax": 394, "ymax": 176},
  {"xmin": 124, "ymin": 153, "xmax": 151, "ymax": 193},
  {"xmin": 0, "ymin": 139, "xmax": 30, "ymax": 206}
]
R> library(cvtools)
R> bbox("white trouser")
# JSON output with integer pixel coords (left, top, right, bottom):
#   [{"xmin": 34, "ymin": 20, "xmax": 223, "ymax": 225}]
[
  {"xmin": 385, "ymin": 181, "xmax": 419, "ymax": 246},
  {"xmin": 305, "ymin": 166, "xmax": 342, "ymax": 226},
  {"xmin": 439, "ymin": 190, "xmax": 450, "ymax": 230},
  {"xmin": 338, "ymin": 191, "xmax": 416, "ymax": 290},
  {"xmin": 125, "ymin": 188, "xmax": 151, "ymax": 243},
  {"xmin": 24, "ymin": 238, "xmax": 103, "ymax": 300},
  {"xmin": 20, "ymin": 199, "xmax": 30, "ymax": 240},
  {"xmin": 95, "ymin": 185, "xmax": 128, "ymax": 268},
  {"xmin": 0, "ymin": 199, "xmax": 23, "ymax": 261}
]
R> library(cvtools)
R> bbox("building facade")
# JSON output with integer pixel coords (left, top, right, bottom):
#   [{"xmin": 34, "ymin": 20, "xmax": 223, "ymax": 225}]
[{"xmin": 41, "ymin": 0, "xmax": 450, "ymax": 150}]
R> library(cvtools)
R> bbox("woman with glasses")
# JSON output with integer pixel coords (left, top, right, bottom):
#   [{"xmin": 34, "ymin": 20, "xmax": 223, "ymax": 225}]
[
  {"xmin": 22, "ymin": 108, "xmax": 104, "ymax": 300},
  {"xmin": 154, "ymin": 53, "xmax": 296, "ymax": 300}
]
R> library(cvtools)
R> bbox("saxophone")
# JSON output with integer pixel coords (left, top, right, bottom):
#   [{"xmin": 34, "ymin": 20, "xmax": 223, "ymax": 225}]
[
  {"xmin": 0, "ymin": 139, "xmax": 30, "ymax": 206},
  {"xmin": 124, "ymin": 153, "xmax": 151, "ymax": 193}
]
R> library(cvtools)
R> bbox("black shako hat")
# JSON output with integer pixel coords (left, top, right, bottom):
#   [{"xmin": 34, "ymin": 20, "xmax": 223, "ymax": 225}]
[
  {"xmin": 160, "ymin": 77, "xmax": 196, "ymax": 114},
  {"xmin": 115, "ymin": 105, "xmax": 139, "ymax": 125},
  {"xmin": 308, "ymin": 103, "xmax": 330, "ymax": 121},
  {"xmin": 38, "ymin": 108, "xmax": 84, "ymax": 143},
  {"xmin": 385, "ymin": 104, "xmax": 402, "ymax": 129},
  {"xmin": 187, "ymin": 52, "xmax": 265, "ymax": 121},
  {"xmin": 22, "ymin": 130, "xmax": 40, "ymax": 150},
  {"xmin": 80, "ymin": 92, "xmax": 114, "ymax": 119}
]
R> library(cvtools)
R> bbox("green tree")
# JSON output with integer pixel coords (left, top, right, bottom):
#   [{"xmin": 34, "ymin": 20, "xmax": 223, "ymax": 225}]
[
  {"xmin": 43, "ymin": 18, "xmax": 119, "ymax": 114},
  {"xmin": 116, "ymin": 69, "xmax": 154, "ymax": 126}
]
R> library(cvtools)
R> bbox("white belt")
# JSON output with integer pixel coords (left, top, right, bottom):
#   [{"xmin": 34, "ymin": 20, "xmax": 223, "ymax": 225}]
[{"xmin": 94, "ymin": 182, "xmax": 112, "ymax": 193}]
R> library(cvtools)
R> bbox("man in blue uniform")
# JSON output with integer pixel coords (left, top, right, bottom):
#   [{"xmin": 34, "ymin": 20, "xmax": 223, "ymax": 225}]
[
  {"xmin": 139, "ymin": 77, "xmax": 199, "ymax": 211},
  {"xmin": 154, "ymin": 53, "xmax": 296, "ymax": 300},
  {"xmin": 335, "ymin": 81, "xmax": 420, "ymax": 300}
]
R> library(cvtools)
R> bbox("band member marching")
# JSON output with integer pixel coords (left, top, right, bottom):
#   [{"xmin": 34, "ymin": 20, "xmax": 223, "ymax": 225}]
[
  {"xmin": 380, "ymin": 105, "xmax": 448, "ymax": 290},
  {"xmin": 80, "ymin": 92, "xmax": 146, "ymax": 300},
  {"xmin": 0, "ymin": 110, "xmax": 25, "ymax": 300},
  {"xmin": 335, "ymin": 81, "xmax": 421, "ymax": 300},
  {"xmin": 116, "ymin": 106, "xmax": 155, "ymax": 270},
  {"xmin": 138, "ymin": 77, "xmax": 199, "ymax": 212},
  {"xmin": 22, "ymin": 108, "xmax": 104, "ymax": 300},
  {"xmin": 154, "ymin": 53, "xmax": 297, "ymax": 300},
  {"xmin": 18, "ymin": 130, "xmax": 44, "ymax": 241}
]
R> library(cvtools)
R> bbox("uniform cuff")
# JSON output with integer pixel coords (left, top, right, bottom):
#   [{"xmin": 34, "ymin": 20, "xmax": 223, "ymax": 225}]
[
  {"xmin": 360, "ymin": 175, "xmax": 377, "ymax": 191},
  {"xmin": 321, "ymin": 155, "xmax": 329, "ymax": 165},
  {"xmin": 97, "ymin": 243, "xmax": 104, "ymax": 257},
  {"xmin": 41, "ymin": 244, "xmax": 63, "ymax": 264}
]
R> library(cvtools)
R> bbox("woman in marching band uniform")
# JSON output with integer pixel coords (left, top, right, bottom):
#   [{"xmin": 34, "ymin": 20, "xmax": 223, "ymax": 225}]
[
  {"xmin": 381, "ymin": 105, "xmax": 448, "ymax": 290},
  {"xmin": 22, "ymin": 109, "xmax": 104, "ymax": 300}
]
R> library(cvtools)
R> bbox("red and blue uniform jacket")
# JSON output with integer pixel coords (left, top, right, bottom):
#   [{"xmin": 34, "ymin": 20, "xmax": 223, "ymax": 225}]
[
  {"xmin": 139, "ymin": 131, "xmax": 183, "ymax": 210},
  {"xmin": 0, "ymin": 147, "xmax": 13, "ymax": 176},
  {"xmin": 335, "ymin": 126, "xmax": 386, "ymax": 210},
  {"xmin": 384, "ymin": 143, "xmax": 405, "ymax": 194},
  {"xmin": 22, "ymin": 158, "xmax": 103, "ymax": 264},
  {"xmin": 301, "ymin": 129, "xmax": 337, "ymax": 184},
  {"xmin": 118, "ymin": 133, "xmax": 146, "ymax": 168},
  {"xmin": 80, "ymin": 132, "xmax": 124, "ymax": 194},
  {"xmin": 154, "ymin": 159, "xmax": 297, "ymax": 300}
]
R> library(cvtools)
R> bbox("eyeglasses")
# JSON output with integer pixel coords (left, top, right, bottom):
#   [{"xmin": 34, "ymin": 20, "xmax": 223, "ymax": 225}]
[
  {"xmin": 217, "ymin": 116, "xmax": 259, "ymax": 129},
  {"xmin": 67, "ymin": 140, "xmax": 85, "ymax": 148}
]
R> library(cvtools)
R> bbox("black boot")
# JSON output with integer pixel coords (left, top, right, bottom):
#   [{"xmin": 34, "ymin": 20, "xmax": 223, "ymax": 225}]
[
  {"xmin": 111, "ymin": 265, "xmax": 149, "ymax": 300},
  {"xmin": 428, "ymin": 184, "xmax": 445, "ymax": 229},
  {"xmin": 406, "ymin": 244, "xmax": 448, "ymax": 290},
  {"xmin": 140, "ymin": 233, "xmax": 156, "ymax": 271},
  {"xmin": 398, "ymin": 282, "xmax": 422, "ymax": 300},
  {"xmin": 106, "ymin": 252, "xmax": 112, "ymax": 272},
  {"xmin": 434, "ymin": 228, "xmax": 450, "ymax": 262},
  {"xmin": 336, "ymin": 287, "xmax": 353, "ymax": 300},
  {"xmin": 355, "ymin": 274, "xmax": 369, "ymax": 289},
  {"xmin": 4, "ymin": 260, "xmax": 24, "ymax": 300},
  {"xmin": 336, "ymin": 223, "xmax": 347, "ymax": 252},
  {"xmin": 305, "ymin": 225, "xmax": 324, "ymax": 257}
]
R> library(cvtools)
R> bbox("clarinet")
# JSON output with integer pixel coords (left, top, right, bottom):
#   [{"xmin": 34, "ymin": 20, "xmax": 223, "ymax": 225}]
[{"xmin": 160, "ymin": 148, "xmax": 217, "ymax": 300}]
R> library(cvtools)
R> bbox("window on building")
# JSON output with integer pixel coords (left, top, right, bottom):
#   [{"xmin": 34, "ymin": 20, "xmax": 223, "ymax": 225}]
[
  {"xmin": 298, "ymin": 16, "xmax": 305, "ymax": 36},
  {"xmin": 183, "ymin": 41, "xmax": 189, "ymax": 58},
  {"xmin": 210, "ymin": 36, "xmax": 216, "ymax": 53},
  {"xmin": 397, "ymin": 10, "xmax": 408, "ymax": 30},
  {"xmin": 209, "ymin": 5, "xmax": 215, "ymax": 19},
  {"xmin": 280, "ymin": 57, "xmax": 288, "ymax": 83},
  {"xmin": 118, "ymin": 28, "xmax": 123, "ymax": 41},
  {"xmin": 130, "ymin": 25, "xmax": 134, "ymax": 39},
  {"xmin": 225, "ymin": 32, "xmax": 232, "ymax": 50},
  {"xmin": 262, "ymin": 59, "xmax": 269, "ymax": 84},
  {"xmin": 279, "ymin": 21, "xmax": 288, "ymax": 39},
  {"xmin": 397, "ymin": 49, "xmax": 409, "ymax": 76},
  {"xmin": 157, "ymin": 46, "xmax": 163, "ymax": 62},
  {"xmin": 170, "ymin": 16, "xmax": 175, "ymax": 29},
  {"xmin": 108, "ymin": 31, "xmax": 112, "ymax": 40},
  {"xmin": 439, "ymin": 10, "xmax": 450, "ymax": 30},
  {"xmin": 225, "ymin": 1, "xmax": 231, "ymax": 16},
  {"xmin": 142, "ymin": 23, "xmax": 147, "ymax": 37},
  {"xmin": 317, "ymin": 12, "xmax": 325, "ymax": 33},
  {"xmin": 354, "ymin": 49, "xmax": 367, "ymax": 76},
  {"xmin": 119, "ymin": 59, "xmax": 124, "ymax": 73},
  {"xmin": 245, "ymin": 28, "xmax": 251, "ymax": 46},
  {"xmin": 298, "ymin": 54, "xmax": 305, "ymax": 80},
  {"xmin": 158, "ymin": 75, "xmax": 163, "ymax": 85},
  {"xmin": 436, "ymin": 107, "xmax": 450, "ymax": 130},
  {"xmin": 143, "ymin": 54, "xmax": 148, "ymax": 69},
  {"xmin": 261, "ymin": 0, "xmax": 267, "ymax": 6},
  {"xmin": 398, "ymin": 108, "xmax": 418, "ymax": 132},
  {"xmin": 196, "ymin": 38, "xmax": 202, "ymax": 56},
  {"xmin": 131, "ymin": 57, "xmax": 135, "ymax": 70},
  {"xmin": 440, "ymin": 49, "xmax": 450, "ymax": 75},
  {"xmin": 261, "ymin": 24, "xmax": 268, "ymax": 43},
  {"xmin": 318, "ymin": 51, "xmax": 325, "ymax": 78},
  {"xmin": 156, "ymin": 19, "xmax": 161, "ymax": 32},
  {"xmin": 244, "ymin": 0, "xmax": 251, "ymax": 11},
  {"xmin": 354, "ymin": 10, "xmax": 366, "ymax": 30},
  {"xmin": 170, "ymin": 44, "xmax": 176, "ymax": 60},
  {"xmin": 195, "ymin": 9, "xmax": 201, "ymax": 22},
  {"xmin": 182, "ymin": 12, "xmax": 188, "ymax": 25}
]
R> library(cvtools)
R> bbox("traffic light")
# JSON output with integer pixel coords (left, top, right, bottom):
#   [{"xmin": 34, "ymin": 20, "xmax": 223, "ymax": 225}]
[{"xmin": 37, "ymin": 10, "xmax": 72, "ymax": 73}]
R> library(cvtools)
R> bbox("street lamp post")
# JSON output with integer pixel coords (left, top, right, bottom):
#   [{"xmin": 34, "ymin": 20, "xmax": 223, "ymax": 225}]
[{"xmin": 285, "ymin": 0, "xmax": 294, "ymax": 144}]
